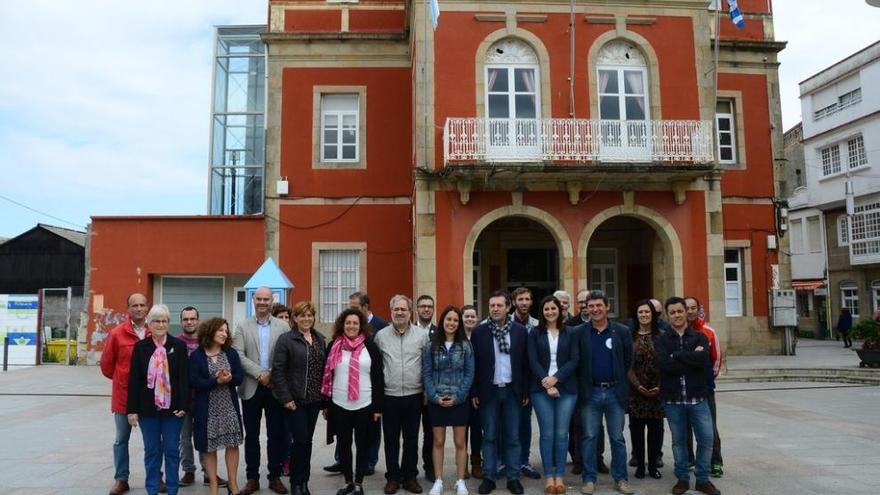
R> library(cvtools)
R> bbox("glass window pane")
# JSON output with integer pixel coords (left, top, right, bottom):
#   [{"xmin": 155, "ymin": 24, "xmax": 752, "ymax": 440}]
[
  {"xmin": 718, "ymin": 118, "xmax": 731, "ymax": 131},
  {"xmin": 600, "ymin": 96, "xmax": 620, "ymax": 120},
  {"xmin": 623, "ymin": 71, "xmax": 644, "ymax": 95},
  {"xmin": 342, "ymin": 145, "xmax": 356, "ymax": 160},
  {"xmin": 514, "ymin": 69, "xmax": 536, "ymax": 92},
  {"xmin": 720, "ymin": 148, "xmax": 733, "ymax": 161},
  {"xmin": 599, "ymin": 70, "xmax": 618, "ymax": 94},
  {"xmin": 716, "ymin": 100, "xmax": 732, "ymax": 113},
  {"xmin": 488, "ymin": 68, "xmax": 508, "ymax": 92},
  {"xmin": 488, "ymin": 94, "xmax": 509, "ymax": 118},
  {"xmin": 324, "ymin": 130, "xmax": 337, "ymax": 145},
  {"xmin": 720, "ymin": 133, "xmax": 732, "ymax": 146},
  {"xmin": 724, "ymin": 249, "xmax": 739, "ymax": 263},
  {"xmin": 342, "ymin": 114, "xmax": 356, "ymax": 127},
  {"xmin": 325, "ymin": 114, "xmax": 338, "ymax": 126},
  {"xmin": 625, "ymin": 97, "xmax": 645, "ymax": 120},
  {"xmin": 515, "ymin": 95, "xmax": 536, "ymax": 118},
  {"xmin": 725, "ymin": 267, "xmax": 738, "ymax": 280},
  {"xmin": 342, "ymin": 129, "xmax": 356, "ymax": 144},
  {"xmin": 323, "ymin": 146, "xmax": 337, "ymax": 160}
]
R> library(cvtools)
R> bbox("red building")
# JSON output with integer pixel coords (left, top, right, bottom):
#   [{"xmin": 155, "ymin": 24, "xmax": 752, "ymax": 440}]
[{"xmin": 85, "ymin": 0, "xmax": 789, "ymax": 362}]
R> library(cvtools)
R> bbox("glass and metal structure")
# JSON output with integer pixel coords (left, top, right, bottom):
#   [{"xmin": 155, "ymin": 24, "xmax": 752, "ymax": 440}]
[{"xmin": 209, "ymin": 25, "xmax": 266, "ymax": 215}]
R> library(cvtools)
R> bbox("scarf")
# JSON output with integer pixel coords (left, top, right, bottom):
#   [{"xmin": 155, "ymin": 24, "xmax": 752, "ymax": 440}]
[
  {"xmin": 321, "ymin": 334, "xmax": 367, "ymax": 401},
  {"xmin": 489, "ymin": 319, "xmax": 511, "ymax": 354},
  {"xmin": 146, "ymin": 336, "xmax": 171, "ymax": 410}
]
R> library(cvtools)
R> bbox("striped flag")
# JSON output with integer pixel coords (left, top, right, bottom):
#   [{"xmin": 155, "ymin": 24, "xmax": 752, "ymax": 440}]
[
  {"xmin": 726, "ymin": 0, "xmax": 745, "ymax": 28},
  {"xmin": 429, "ymin": 0, "xmax": 440, "ymax": 29}
]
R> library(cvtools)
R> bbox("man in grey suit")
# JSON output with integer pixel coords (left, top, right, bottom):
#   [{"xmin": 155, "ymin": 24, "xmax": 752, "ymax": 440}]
[{"xmin": 233, "ymin": 286, "xmax": 290, "ymax": 495}]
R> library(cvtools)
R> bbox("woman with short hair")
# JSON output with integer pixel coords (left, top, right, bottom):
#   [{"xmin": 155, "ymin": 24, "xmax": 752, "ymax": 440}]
[
  {"xmin": 189, "ymin": 317, "xmax": 244, "ymax": 495},
  {"xmin": 126, "ymin": 304, "xmax": 190, "ymax": 495},
  {"xmin": 322, "ymin": 308, "xmax": 384, "ymax": 495},
  {"xmin": 272, "ymin": 301, "xmax": 327, "ymax": 495}
]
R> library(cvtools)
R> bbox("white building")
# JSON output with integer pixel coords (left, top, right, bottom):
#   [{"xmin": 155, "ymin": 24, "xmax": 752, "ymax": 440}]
[{"xmin": 788, "ymin": 40, "xmax": 880, "ymax": 335}]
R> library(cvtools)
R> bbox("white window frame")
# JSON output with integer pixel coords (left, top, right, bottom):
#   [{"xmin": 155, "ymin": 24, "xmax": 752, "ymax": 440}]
[
  {"xmin": 597, "ymin": 65, "xmax": 649, "ymax": 122},
  {"xmin": 847, "ymin": 135, "xmax": 868, "ymax": 170},
  {"xmin": 850, "ymin": 201, "xmax": 880, "ymax": 264},
  {"xmin": 311, "ymin": 243, "xmax": 367, "ymax": 326},
  {"xmin": 807, "ymin": 216, "xmax": 822, "ymax": 253},
  {"xmin": 820, "ymin": 145, "xmax": 842, "ymax": 177},
  {"xmin": 840, "ymin": 283, "xmax": 859, "ymax": 319},
  {"xmin": 838, "ymin": 215, "xmax": 849, "ymax": 247},
  {"xmin": 715, "ymin": 99, "xmax": 737, "ymax": 164},
  {"xmin": 724, "ymin": 249, "xmax": 744, "ymax": 317},
  {"xmin": 321, "ymin": 94, "xmax": 359, "ymax": 163},
  {"xmin": 588, "ymin": 248, "xmax": 619, "ymax": 318},
  {"xmin": 790, "ymin": 218, "xmax": 803, "ymax": 254},
  {"xmin": 872, "ymin": 280, "xmax": 880, "ymax": 314}
]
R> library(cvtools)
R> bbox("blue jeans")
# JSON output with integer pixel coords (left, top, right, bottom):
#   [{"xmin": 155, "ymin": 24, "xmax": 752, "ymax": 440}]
[
  {"xmin": 580, "ymin": 387, "xmax": 627, "ymax": 483},
  {"xmin": 519, "ymin": 402, "xmax": 533, "ymax": 466},
  {"xmin": 113, "ymin": 413, "xmax": 132, "ymax": 481},
  {"xmin": 480, "ymin": 385, "xmax": 521, "ymax": 481},
  {"xmin": 665, "ymin": 400, "xmax": 714, "ymax": 484},
  {"xmin": 140, "ymin": 415, "xmax": 183, "ymax": 495},
  {"xmin": 531, "ymin": 391, "xmax": 577, "ymax": 477}
]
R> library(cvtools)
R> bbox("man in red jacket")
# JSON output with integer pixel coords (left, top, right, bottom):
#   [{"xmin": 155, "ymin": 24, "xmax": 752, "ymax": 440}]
[{"xmin": 100, "ymin": 293, "xmax": 149, "ymax": 495}]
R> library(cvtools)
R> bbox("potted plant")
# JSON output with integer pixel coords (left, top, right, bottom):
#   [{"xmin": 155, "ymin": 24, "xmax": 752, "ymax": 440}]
[{"xmin": 851, "ymin": 319, "xmax": 880, "ymax": 368}]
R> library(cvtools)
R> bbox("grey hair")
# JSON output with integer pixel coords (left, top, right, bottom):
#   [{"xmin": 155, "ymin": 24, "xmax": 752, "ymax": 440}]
[
  {"xmin": 146, "ymin": 304, "xmax": 171, "ymax": 324},
  {"xmin": 389, "ymin": 294, "xmax": 412, "ymax": 311},
  {"xmin": 553, "ymin": 290, "xmax": 571, "ymax": 302}
]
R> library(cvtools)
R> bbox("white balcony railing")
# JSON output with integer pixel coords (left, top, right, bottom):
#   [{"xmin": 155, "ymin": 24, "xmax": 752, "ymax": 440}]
[{"xmin": 443, "ymin": 117, "xmax": 714, "ymax": 164}]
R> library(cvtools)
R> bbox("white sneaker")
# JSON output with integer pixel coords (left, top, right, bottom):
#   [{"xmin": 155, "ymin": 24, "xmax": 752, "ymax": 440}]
[
  {"xmin": 455, "ymin": 479, "xmax": 469, "ymax": 495},
  {"xmin": 430, "ymin": 479, "xmax": 444, "ymax": 495}
]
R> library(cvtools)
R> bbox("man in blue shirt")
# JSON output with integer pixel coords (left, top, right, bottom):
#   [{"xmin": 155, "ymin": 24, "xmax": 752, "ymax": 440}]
[{"xmin": 576, "ymin": 291, "xmax": 634, "ymax": 495}]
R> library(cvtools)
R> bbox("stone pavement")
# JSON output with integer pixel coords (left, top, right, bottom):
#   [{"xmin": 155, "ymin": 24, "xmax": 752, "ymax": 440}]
[{"xmin": 1, "ymin": 342, "xmax": 878, "ymax": 495}]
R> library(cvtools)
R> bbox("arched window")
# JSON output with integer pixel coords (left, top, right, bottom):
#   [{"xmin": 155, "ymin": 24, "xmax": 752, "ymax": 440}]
[
  {"xmin": 485, "ymin": 38, "xmax": 541, "ymax": 158},
  {"xmin": 596, "ymin": 41, "xmax": 650, "ymax": 159}
]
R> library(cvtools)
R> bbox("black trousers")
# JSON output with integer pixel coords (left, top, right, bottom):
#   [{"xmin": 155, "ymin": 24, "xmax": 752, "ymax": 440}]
[
  {"xmin": 333, "ymin": 403, "xmax": 374, "ymax": 484},
  {"xmin": 629, "ymin": 417, "xmax": 663, "ymax": 470},
  {"xmin": 285, "ymin": 401, "xmax": 321, "ymax": 485},
  {"xmin": 467, "ymin": 400, "xmax": 482, "ymax": 460},
  {"xmin": 422, "ymin": 402, "xmax": 433, "ymax": 475},
  {"xmin": 383, "ymin": 394, "xmax": 422, "ymax": 482},
  {"xmin": 686, "ymin": 394, "xmax": 722, "ymax": 465},
  {"xmin": 242, "ymin": 384, "xmax": 286, "ymax": 481}
]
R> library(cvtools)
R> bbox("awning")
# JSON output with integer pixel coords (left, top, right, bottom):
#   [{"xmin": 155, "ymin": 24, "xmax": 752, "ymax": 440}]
[{"xmin": 792, "ymin": 280, "xmax": 825, "ymax": 291}]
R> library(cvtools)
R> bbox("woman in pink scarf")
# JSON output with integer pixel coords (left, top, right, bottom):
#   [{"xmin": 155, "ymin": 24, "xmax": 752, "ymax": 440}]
[
  {"xmin": 127, "ymin": 304, "xmax": 190, "ymax": 495},
  {"xmin": 321, "ymin": 308, "xmax": 385, "ymax": 495}
]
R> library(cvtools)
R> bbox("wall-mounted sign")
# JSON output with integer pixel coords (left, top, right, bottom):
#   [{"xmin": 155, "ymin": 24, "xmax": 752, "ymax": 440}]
[{"xmin": 0, "ymin": 294, "xmax": 39, "ymax": 366}]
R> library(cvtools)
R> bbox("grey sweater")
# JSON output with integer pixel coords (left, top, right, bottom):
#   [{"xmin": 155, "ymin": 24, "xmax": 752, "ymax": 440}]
[{"xmin": 373, "ymin": 324, "xmax": 430, "ymax": 397}]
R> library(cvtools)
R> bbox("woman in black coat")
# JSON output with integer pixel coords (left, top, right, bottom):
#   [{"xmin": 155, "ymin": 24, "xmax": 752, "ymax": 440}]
[
  {"xmin": 126, "ymin": 304, "xmax": 189, "ymax": 495},
  {"xmin": 189, "ymin": 318, "xmax": 244, "ymax": 495},
  {"xmin": 321, "ymin": 308, "xmax": 384, "ymax": 495}
]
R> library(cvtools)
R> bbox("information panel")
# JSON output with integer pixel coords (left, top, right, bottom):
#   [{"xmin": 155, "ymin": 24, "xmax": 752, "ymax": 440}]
[{"xmin": 0, "ymin": 294, "xmax": 39, "ymax": 366}]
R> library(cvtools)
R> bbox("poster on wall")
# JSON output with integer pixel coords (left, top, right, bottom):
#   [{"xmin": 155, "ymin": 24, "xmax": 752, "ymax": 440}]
[{"xmin": 0, "ymin": 294, "xmax": 39, "ymax": 366}]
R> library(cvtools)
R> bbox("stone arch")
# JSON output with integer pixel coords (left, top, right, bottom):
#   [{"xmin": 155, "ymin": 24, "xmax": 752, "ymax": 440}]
[
  {"xmin": 577, "ymin": 204, "xmax": 683, "ymax": 297},
  {"xmin": 587, "ymin": 30, "xmax": 662, "ymax": 120},
  {"xmin": 474, "ymin": 29, "xmax": 552, "ymax": 118},
  {"xmin": 463, "ymin": 205, "xmax": 574, "ymax": 305}
]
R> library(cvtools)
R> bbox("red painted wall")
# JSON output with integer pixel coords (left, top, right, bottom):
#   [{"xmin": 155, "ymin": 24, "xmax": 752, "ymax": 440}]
[
  {"xmin": 723, "ymin": 203, "xmax": 777, "ymax": 316},
  {"xmin": 284, "ymin": 10, "xmax": 340, "ymax": 32},
  {"xmin": 277, "ymin": 203, "xmax": 412, "ymax": 320},
  {"xmin": 349, "ymin": 9, "xmax": 406, "ymax": 33},
  {"xmin": 718, "ymin": 72, "xmax": 774, "ymax": 197},
  {"xmin": 280, "ymin": 67, "xmax": 412, "ymax": 197}
]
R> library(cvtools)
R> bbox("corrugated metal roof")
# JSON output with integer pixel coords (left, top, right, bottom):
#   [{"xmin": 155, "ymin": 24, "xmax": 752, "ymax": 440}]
[{"xmin": 38, "ymin": 224, "xmax": 87, "ymax": 247}]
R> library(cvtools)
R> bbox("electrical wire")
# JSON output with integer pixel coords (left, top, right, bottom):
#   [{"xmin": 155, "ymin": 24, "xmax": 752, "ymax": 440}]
[{"xmin": 0, "ymin": 193, "xmax": 86, "ymax": 230}]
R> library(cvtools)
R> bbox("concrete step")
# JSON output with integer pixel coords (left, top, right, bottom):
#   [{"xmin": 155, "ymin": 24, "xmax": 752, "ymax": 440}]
[{"xmin": 719, "ymin": 367, "xmax": 880, "ymax": 385}]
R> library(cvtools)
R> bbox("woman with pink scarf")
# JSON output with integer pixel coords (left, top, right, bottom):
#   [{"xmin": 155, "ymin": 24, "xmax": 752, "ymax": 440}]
[
  {"xmin": 127, "ymin": 304, "xmax": 190, "ymax": 495},
  {"xmin": 321, "ymin": 308, "xmax": 385, "ymax": 495}
]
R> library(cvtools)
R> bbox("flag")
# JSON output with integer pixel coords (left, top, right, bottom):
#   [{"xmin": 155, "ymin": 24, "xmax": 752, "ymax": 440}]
[
  {"xmin": 429, "ymin": 0, "xmax": 440, "ymax": 29},
  {"xmin": 726, "ymin": 0, "xmax": 745, "ymax": 28}
]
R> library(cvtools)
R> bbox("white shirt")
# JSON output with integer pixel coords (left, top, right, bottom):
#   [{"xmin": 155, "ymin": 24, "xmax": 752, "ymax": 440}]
[
  {"xmin": 492, "ymin": 330, "xmax": 512, "ymax": 385},
  {"xmin": 332, "ymin": 350, "xmax": 373, "ymax": 411},
  {"xmin": 547, "ymin": 332, "xmax": 559, "ymax": 377}
]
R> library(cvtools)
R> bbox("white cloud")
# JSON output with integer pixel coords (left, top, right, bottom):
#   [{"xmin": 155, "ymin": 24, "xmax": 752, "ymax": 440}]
[{"xmin": 0, "ymin": 0, "xmax": 264, "ymax": 236}]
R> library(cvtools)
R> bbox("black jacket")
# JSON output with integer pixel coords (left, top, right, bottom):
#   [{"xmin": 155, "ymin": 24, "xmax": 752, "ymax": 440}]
[
  {"xmin": 126, "ymin": 335, "xmax": 190, "ymax": 416},
  {"xmin": 470, "ymin": 320, "xmax": 529, "ymax": 401},
  {"xmin": 272, "ymin": 329, "xmax": 327, "ymax": 405},
  {"xmin": 576, "ymin": 321, "xmax": 633, "ymax": 407},
  {"xmin": 527, "ymin": 326, "xmax": 580, "ymax": 395},
  {"xmin": 654, "ymin": 327, "xmax": 710, "ymax": 402}
]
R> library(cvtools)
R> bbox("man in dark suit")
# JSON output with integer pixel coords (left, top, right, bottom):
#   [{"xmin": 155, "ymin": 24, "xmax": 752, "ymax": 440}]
[
  {"xmin": 577, "ymin": 290, "xmax": 634, "ymax": 495},
  {"xmin": 471, "ymin": 290, "xmax": 528, "ymax": 495}
]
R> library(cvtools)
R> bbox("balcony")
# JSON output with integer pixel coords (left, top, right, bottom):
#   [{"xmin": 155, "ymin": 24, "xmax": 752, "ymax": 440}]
[{"xmin": 443, "ymin": 118, "xmax": 714, "ymax": 165}]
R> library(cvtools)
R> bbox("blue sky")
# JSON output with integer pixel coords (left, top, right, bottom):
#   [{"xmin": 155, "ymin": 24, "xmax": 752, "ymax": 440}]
[{"xmin": 1, "ymin": 1, "xmax": 878, "ymax": 239}]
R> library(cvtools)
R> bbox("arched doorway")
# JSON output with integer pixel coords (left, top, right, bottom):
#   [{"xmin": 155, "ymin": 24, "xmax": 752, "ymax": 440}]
[
  {"xmin": 585, "ymin": 215, "xmax": 673, "ymax": 320},
  {"xmin": 471, "ymin": 217, "xmax": 560, "ymax": 318}
]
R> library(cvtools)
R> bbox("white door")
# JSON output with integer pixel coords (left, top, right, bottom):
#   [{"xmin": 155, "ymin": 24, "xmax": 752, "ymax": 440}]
[
  {"xmin": 486, "ymin": 66, "xmax": 540, "ymax": 160},
  {"xmin": 598, "ymin": 67, "xmax": 650, "ymax": 161}
]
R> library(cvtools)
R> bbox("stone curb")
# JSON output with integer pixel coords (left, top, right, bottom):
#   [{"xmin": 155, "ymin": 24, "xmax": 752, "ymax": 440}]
[{"xmin": 719, "ymin": 367, "xmax": 880, "ymax": 385}]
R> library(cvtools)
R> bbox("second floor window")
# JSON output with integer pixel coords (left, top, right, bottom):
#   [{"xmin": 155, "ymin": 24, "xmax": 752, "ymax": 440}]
[
  {"xmin": 820, "ymin": 135, "xmax": 868, "ymax": 178},
  {"xmin": 821, "ymin": 145, "xmax": 841, "ymax": 176},
  {"xmin": 716, "ymin": 99, "xmax": 737, "ymax": 163},
  {"xmin": 321, "ymin": 94, "xmax": 359, "ymax": 162}
]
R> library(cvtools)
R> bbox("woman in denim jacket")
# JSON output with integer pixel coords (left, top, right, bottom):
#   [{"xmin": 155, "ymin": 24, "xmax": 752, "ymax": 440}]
[{"xmin": 423, "ymin": 305, "xmax": 475, "ymax": 495}]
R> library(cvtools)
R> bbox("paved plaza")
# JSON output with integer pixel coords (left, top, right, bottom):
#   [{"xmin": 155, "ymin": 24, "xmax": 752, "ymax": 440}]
[{"xmin": 1, "ymin": 340, "xmax": 878, "ymax": 495}]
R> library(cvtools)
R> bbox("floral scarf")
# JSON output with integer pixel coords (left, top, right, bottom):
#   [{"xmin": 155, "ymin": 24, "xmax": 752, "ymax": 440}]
[
  {"xmin": 146, "ymin": 336, "xmax": 171, "ymax": 410},
  {"xmin": 321, "ymin": 334, "xmax": 367, "ymax": 401}
]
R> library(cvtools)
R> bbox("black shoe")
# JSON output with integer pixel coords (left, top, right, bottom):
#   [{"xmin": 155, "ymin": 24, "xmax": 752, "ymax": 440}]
[
  {"xmin": 336, "ymin": 483, "xmax": 356, "ymax": 495},
  {"xmin": 291, "ymin": 484, "xmax": 304, "ymax": 495},
  {"xmin": 506, "ymin": 480, "xmax": 524, "ymax": 495},
  {"xmin": 478, "ymin": 479, "xmax": 496, "ymax": 494},
  {"xmin": 649, "ymin": 468, "xmax": 663, "ymax": 479},
  {"xmin": 366, "ymin": 466, "xmax": 376, "ymax": 476},
  {"xmin": 325, "ymin": 462, "xmax": 344, "ymax": 474},
  {"xmin": 634, "ymin": 467, "xmax": 645, "ymax": 479},
  {"xmin": 302, "ymin": 483, "xmax": 312, "ymax": 495},
  {"xmin": 597, "ymin": 459, "xmax": 609, "ymax": 474},
  {"xmin": 628, "ymin": 457, "xmax": 637, "ymax": 468}
]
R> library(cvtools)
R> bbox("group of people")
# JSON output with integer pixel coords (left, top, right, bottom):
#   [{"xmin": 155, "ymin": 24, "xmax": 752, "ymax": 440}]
[{"xmin": 100, "ymin": 286, "xmax": 724, "ymax": 495}]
